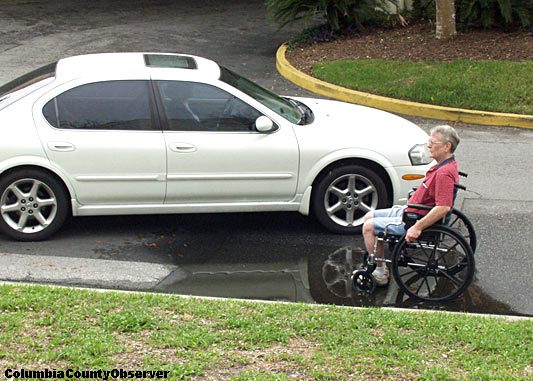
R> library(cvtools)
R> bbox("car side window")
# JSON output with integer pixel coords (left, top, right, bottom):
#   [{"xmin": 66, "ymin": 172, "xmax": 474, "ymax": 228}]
[
  {"xmin": 156, "ymin": 81, "xmax": 261, "ymax": 132},
  {"xmin": 42, "ymin": 81, "xmax": 155, "ymax": 130}
]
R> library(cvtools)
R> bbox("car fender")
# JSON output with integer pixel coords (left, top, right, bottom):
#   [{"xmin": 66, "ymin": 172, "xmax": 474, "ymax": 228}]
[
  {"xmin": 0, "ymin": 156, "xmax": 77, "ymax": 206},
  {"xmin": 296, "ymin": 148, "xmax": 406, "ymax": 215},
  {"xmin": 300, "ymin": 147, "xmax": 396, "ymax": 189}
]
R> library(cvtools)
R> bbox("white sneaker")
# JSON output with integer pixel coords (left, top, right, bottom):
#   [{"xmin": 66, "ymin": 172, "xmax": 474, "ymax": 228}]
[{"xmin": 372, "ymin": 266, "xmax": 390, "ymax": 287}]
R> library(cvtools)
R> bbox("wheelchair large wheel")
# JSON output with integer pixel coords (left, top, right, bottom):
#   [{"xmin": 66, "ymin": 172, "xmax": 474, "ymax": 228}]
[
  {"xmin": 391, "ymin": 226, "xmax": 475, "ymax": 302},
  {"xmin": 449, "ymin": 208, "xmax": 477, "ymax": 253}
]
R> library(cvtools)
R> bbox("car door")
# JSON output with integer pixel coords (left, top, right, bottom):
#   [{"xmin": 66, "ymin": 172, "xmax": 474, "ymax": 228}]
[
  {"xmin": 34, "ymin": 80, "xmax": 167, "ymax": 205},
  {"xmin": 154, "ymin": 80, "xmax": 299, "ymax": 204}
]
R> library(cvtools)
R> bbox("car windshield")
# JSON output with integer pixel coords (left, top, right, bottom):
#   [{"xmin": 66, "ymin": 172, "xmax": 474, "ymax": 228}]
[
  {"xmin": 219, "ymin": 66, "xmax": 303, "ymax": 124},
  {"xmin": 0, "ymin": 62, "xmax": 57, "ymax": 99}
]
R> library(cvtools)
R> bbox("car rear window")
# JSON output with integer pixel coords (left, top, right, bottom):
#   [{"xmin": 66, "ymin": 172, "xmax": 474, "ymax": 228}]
[
  {"xmin": 0, "ymin": 62, "xmax": 57, "ymax": 98},
  {"xmin": 42, "ymin": 80, "xmax": 155, "ymax": 131}
]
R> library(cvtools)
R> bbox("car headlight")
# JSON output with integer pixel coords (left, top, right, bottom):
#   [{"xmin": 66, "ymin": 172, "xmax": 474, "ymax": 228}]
[{"xmin": 409, "ymin": 143, "xmax": 432, "ymax": 165}]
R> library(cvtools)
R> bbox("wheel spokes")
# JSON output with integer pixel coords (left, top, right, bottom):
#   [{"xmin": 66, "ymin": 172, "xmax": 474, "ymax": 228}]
[
  {"xmin": 1, "ymin": 178, "xmax": 58, "ymax": 233},
  {"xmin": 394, "ymin": 228, "xmax": 474, "ymax": 302},
  {"xmin": 324, "ymin": 174, "xmax": 379, "ymax": 227}
]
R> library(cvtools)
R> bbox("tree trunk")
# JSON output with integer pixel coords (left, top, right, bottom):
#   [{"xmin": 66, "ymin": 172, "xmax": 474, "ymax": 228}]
[{"xmin": 435, "ymin": 0, "xmax": 457, "ymax": 40}]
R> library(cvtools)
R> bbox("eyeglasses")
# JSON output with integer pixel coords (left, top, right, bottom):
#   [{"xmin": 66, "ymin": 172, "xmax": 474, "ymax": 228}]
[{"xmin": 427, "ymin": 139, "xmax": 448, "ymax": 146}]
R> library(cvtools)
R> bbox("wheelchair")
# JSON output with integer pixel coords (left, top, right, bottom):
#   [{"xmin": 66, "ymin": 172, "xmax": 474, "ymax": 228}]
[{"xmin": 352, "ymin": 173, "xmax": 476, "ymax": 302}]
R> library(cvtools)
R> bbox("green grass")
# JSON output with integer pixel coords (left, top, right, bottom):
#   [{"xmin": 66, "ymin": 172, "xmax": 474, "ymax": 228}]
[
  {"xmin": 312, "ymin": 60, "xmax": 533, "ymax": 115},
  {"xmin": 0, "ymin": 284, "xmax": 532, "ymax": 380}
]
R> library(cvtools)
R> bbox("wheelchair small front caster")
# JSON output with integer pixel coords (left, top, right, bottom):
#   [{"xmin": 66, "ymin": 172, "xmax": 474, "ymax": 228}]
[{"xmin": 352, "ymin": 270, "xmax": 376, "ymax": 294}]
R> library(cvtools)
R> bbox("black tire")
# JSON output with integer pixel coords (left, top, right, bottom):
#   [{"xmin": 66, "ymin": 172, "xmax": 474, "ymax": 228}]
[
  {"xmin": 312, "ymin": 164, "xmax": 388, "ymax": 234},
  {"xmin": 0, "ymin": 169, "xmax": 69, "ymax": 241},
  {"xmin": 352, "ymin": 270, "xmax": 376, "ymax": 294},
  {"xmin": 448, "ymin": 208, "xmax": 477, "ymax": 254},
  {"xmin": 391, "ymin": 226, "xmax": 475, "ymax": 302}
]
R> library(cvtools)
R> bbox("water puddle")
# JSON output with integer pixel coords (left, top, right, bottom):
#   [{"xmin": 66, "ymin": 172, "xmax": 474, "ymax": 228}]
[
  {"xmin": 155, "ymin": 242, "xmax": 523, "ymax": 317},
  {"xmin": 3, "ymin": 212, "xmax": 526, "ymax": 317}
]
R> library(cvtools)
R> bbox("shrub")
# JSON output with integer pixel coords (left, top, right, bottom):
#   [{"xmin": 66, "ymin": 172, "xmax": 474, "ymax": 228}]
[
  {"xmin": 413, "ymin": 0, "xmax": 532, "ymax": 29},
  {"xmin": 265, "ymin": 0, "xmax": 393, "ymax": 33}
]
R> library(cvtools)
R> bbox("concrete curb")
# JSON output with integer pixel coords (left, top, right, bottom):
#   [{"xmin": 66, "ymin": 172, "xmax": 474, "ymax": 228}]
[
  {"xmin": 276, "ymin": 43, "xmax": 533, "ymax": 129},
  {"xmin": 0, "ymin": 252, "xmax": 178, "ymax": 291},
  {"xmin": 2, "ymin": 281, "xmax": 531, "ymax": 321}
]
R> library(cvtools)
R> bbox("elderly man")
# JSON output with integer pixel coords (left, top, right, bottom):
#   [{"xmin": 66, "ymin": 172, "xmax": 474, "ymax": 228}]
[{"xmin": 362, "ymin": 125, "xmax": 461, "ymax": 285}]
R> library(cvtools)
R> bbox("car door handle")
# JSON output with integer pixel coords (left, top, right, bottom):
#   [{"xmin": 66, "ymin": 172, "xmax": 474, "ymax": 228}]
[
  {"xmin": 47, "ymin": 142, "xmax": 76, "ymax": 152},
  {"xmin": 169, "ymin": 142, "xmax": 197, "ymax": 153}
]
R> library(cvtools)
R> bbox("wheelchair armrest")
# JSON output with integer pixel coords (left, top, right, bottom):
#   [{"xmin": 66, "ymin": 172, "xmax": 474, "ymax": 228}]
[
  {"xmin": 407, "ymin": 204, "xmax": 433, "ymax": 211},
  {"xmin": 407, "ymin": 204, "xmax": 453, "ymax": 226}
]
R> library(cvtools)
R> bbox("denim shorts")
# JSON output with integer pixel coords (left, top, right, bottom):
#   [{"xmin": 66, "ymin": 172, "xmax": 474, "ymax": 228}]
[{"xmin": 372, "ymin": 205, "xmax": 407, "ymax": 236}]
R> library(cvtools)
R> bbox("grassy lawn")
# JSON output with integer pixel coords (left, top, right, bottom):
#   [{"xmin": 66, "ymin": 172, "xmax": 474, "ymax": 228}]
[
  {"xmin": 312, "ymin": 60, "xmax": 533, "ymax": 115},
  {"xmin": 0, "ymin": 284, "xmax": 532, "ymax": 380}
]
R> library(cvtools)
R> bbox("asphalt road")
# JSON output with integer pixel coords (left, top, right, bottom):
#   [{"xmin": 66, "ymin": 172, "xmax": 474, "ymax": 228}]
[{"xmin": 0, "ymin": 0, "xmax": 532, "ymax": 316}]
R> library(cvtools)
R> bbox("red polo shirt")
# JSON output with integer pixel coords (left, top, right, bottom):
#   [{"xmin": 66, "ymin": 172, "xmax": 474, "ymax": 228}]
[{"xmin": 407, "ymin": 157, "xmax": 459, "ymax": 215}]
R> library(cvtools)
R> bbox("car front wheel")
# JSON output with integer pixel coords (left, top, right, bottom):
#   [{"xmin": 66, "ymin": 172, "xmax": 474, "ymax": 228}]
[
  {"xmin": 312, "ymin": 165, "xmax": 388, "ymax": 234},
  {"xmin": 0, "ymin": 169, "xmax": 69, "ymax": 241}
]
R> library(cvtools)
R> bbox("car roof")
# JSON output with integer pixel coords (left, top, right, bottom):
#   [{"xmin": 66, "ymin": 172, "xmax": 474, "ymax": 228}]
[{"xmin": 55, "ymin": 52, "xmax": 221, "ymax": 81}]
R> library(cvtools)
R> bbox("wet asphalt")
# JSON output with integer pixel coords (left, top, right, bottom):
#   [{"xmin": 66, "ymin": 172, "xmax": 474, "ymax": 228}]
[{"xmin": 0, "ymin": 0, "xmax": 532, "ymax": 317}]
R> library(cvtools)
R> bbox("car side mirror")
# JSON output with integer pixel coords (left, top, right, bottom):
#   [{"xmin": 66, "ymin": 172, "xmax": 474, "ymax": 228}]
[{"xmin": 255, "ymin": 116, "xmax": 277, "ymax": 133}]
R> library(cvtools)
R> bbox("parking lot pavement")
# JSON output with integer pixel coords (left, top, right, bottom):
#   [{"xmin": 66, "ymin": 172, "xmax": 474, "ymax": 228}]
[
  {"xmin": 465, "ymin": 200, "xmax": 533, "ymax": 315},
  {"xmin": 0, "ymin": 0, "xmax": 307, "ymax": 94}
]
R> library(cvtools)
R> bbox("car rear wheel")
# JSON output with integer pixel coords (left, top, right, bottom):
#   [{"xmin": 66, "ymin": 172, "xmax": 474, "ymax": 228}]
[
  {"xmin": 312, "ymin": 165, "xmax": 388, "ymax": 234},
  {"xmin": 0, "ymin": 169, "xmax": 69, "ymax": 241}
]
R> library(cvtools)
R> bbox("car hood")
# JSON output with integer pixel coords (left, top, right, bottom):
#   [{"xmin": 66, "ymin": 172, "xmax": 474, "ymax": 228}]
[{"xmin": 291, "ymin": 97, "xmax": 429, "ymax": 165}]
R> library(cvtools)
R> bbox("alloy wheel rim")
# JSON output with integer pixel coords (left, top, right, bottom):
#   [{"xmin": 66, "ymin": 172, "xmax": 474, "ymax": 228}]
[
  {"xmin": 324, "ymin": 174, "xmax": 378, "ymax": 227},
  {"xmin": 1, "ymin": 178, "xmax": 58, "ymax": 234}
]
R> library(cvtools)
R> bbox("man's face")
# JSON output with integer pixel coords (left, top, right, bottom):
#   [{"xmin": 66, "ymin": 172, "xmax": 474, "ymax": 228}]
[{"xmin": 427, "ymin": 132, "xmax": 451, "ymax": 161}]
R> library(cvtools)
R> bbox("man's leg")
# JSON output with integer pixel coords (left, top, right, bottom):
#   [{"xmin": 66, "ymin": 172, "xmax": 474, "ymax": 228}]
[
  {"xmin": 361, "ymin": 207, "xmax": 406, "ymax": 286},
  {"xmin": 362, "ymin": 214, "xmax": 385, "ymax": 268},
  {"xmin": 362, "ymin": 216, "xmax": 388, "ymax": 285}
]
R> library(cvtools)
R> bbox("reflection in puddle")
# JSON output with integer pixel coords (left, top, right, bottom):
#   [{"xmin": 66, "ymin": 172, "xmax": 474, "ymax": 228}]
[
  {"xmin": 309, "ymin": 246, "xmax": 521, "ymax": 316},
  {"xmin": 158, "ymin": 261, "xmax": 314, "ymax": 303},
  {"xmin": 156, "ymin": 243, "xmax": 522, "ymax": 317}
]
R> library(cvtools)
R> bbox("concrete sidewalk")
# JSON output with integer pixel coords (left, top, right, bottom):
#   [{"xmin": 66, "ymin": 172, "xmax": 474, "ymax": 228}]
[{"xmin": 0, "ymin": 252, "xmax": 178, "ymax": 291}]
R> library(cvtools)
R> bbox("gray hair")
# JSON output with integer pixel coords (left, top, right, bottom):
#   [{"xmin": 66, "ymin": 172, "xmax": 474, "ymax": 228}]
[{"xmin": 430, "ymin": 125, "xmax": 460, "ymax": 153}]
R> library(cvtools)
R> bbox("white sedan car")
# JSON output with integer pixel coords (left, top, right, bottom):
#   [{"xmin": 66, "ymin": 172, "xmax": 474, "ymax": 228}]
[{"xmin": 0, "ymin": 53, "xmax": 432, "ymax": 241}]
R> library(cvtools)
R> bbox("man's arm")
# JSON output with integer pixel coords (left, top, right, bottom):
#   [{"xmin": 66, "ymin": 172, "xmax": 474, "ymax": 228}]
[{"xmin": 405, "ymin": 205, "xmax": 451, "ymax": 242}]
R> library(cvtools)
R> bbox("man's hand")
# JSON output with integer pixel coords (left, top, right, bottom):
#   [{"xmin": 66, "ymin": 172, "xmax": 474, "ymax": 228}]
[
  {"xmin": 405, "ymin": 205, "xmax": 451, "ymax": 242},
  {"xmin": 406, "ymin": 225, "xmax": 422, "ymax": 243}
]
